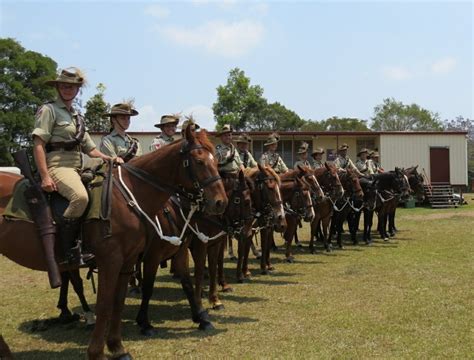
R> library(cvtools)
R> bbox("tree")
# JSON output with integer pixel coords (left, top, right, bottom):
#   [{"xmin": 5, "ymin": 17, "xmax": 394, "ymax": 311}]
[
  {"xmin": 252, "ymin": 102, "xmax": 305, "ymax": 131},
  {"xmin": 371, "ymin": 98, "xmax": 443, "ymax": 131},
  {"xmin": 444, "ymin": 116, "xmax": 473, "ymax": 141},
  {"xmin": 84, "ymin": 83, "xmax": 111, "ymax": 132},
  {"xmin": 0, "ymin": 38, "xmax": 57, "ymax": 165},
  {"xmin": 213, "ymin": 68, "xmax": 267, "ymax": 131},
  {"xmin": 301, "ymin": 117, "xmax": 370, "ymax": 131}
]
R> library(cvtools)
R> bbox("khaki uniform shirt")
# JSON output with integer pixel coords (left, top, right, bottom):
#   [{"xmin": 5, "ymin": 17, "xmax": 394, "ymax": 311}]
[
  {"xmin": 312, "ymin": 160, "xmax": 324, "ymax": 169},
  {"xmin": 334, "ymin": 155, "xmax": 357, "ymax": 171},
  {"xmin": 100, "ymin": 129, "xmax": 142, "ymax": 159},
  {"xmin": 370, "ymin": 160, "xmax": 383, "ymax": 173},
  {"xmin": 150, "ymin": 133, "xmax": 175, "ymax": 151},
  {"xmin": 32, "ymin": 98, "xmax": 96, "ymax": 169},
  {"xmin": 355, "ymin": 159, "xmax": 374, "ymax": 175},
  {"xmin": 238, "ymin": 149, "xmax": 257, "ymax": 168},
  {"xmin": 294, "ymin": 159, "xmax": 311, "ymax": 170},
  {"xmin": 216, "ymin": 143, "xmax": 242, "ymax": 173},
  {"xmin": 259, "ymin": 152, "xmax": 288, "ymax": 174}
]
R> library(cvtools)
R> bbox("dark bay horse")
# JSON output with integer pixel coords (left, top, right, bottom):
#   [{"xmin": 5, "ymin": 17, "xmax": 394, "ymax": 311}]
[
  {"xmin": 386, "ymin": 166, "xmax": 424, "ymax": 236},
  {"xmin": 0, "ymin": 128, "xmax": 228, "ymax": 360},
  {"xmin": 309, "ymin": 163, "xmax": 344, "ymax": 253},
  {"xmin": 328, "ymin": 169, "xmax": 364, "ymax": 249},
  {"xmin": 235, "ymin": 166, "xmax": 288, "ymax": 281}
]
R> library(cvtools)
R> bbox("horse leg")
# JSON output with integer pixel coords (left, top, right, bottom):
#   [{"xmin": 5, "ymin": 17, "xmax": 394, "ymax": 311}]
[
  {"xmin": 190, "ymin": 240, "xmax": 207, "ymax": 316},
  {"xmin": 284, "ymin": 217, "xmax": 296, "ymax": 263},
  {"xmin": 128, "ymin": 261, "xmax": 142, "ymax": 295},
  {"xmin": 266, "ymin": 231, "xmax": 275, "ymax": 271},
  {"xmin": 207, "ymin": 242, "xmax": 223, "ymax": 310},
  {"xmin": 87, "ymin": 261, "xmax": 122, "ymax": 360},
  {"xmin": 236, "ymin": 233, "xmax": 245, "ymax": 283},
  {"xmin": 106, "ymin": 270, "xmax": 134, "ymax": 360},
  {"xmin": 0, "ymin": 335, "xmax": 13, "ymax": 360},
  {"xmin": 242, "ymin": 234, "xmax": 252, "ymax": 278},
  {"xmin": 227, "ymin": 235, "xmax": 237, "ymax": 261},
  {"xmin": 69, "ymin": 269, "xmax": 95, "ymax": 327},
  {"xmin": 260, "ymin": 229, "xmax": 269, "ymax": 274},
  {"xmin": 322, "ymin": 216, "xmax": 331, "ymax": 252},
  {"xmin": 217, "ymin": 237, "xmax": 232, "ymax": 293},
  {"xmin": 57, "ymin": 271, "xmax": 76, "ymax": 323},
  {"xmin": 135, "ymin": 253, "xmax": 160, "ymax": 336},
  {"xmin": 175, "ymin": 249, "xmax": 214, "ymax": 331}
]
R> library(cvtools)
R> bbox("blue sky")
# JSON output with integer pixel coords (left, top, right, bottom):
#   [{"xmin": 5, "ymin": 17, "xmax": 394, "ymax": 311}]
[{"xmin": 1, "ymin": 0, "xmax": 472, "ymax": 131}]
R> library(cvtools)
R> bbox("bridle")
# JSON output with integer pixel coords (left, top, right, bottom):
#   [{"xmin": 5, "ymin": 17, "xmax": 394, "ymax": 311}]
[
  {"xmin": 223, "ymin": 176, "xmax": 253, "ymax": 236},
  {"xmin": 253, "ymin": 171, "xmax": 283, "ymax": 228},
  {"xmin": 120, "ymin": 141, "xmax": 222, "ymax": 206},
  {"xmin": 282, "ymin": 178, "xmax": 313, "ymax": 219}
]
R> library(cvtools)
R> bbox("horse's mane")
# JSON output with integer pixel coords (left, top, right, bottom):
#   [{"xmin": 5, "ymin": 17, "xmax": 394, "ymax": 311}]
[{"xmin": 243, "ymin": 166, "xmax": 281, "ymax": 186}]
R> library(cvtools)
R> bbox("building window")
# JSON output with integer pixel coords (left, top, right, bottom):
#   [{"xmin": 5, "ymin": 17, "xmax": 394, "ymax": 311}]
[{"xmin": 356, "ymin": 139, "xmax": 376, "ymax": 152}]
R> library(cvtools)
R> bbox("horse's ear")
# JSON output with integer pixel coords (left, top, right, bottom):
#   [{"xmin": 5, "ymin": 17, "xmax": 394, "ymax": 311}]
[
  {"xmin": 414, "ymin": 165, "xmax": 418, "ymax": 170},
  {"xmin": 185, "ymin": 124, "xmax": 196, "ymax": 144}
]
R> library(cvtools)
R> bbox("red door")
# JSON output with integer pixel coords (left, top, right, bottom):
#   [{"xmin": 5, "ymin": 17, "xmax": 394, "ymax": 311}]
[{"xmin": 430, "ymin": 147, "xmax": 450, "ymax": 183}]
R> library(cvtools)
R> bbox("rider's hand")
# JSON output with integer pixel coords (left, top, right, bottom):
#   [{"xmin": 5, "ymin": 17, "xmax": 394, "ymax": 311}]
[
  {"xmin": 41, "ymin": 175, "xmax": 57, "ymax": 192},
  {"xmin": 113, "ymin": 157, "xmax": 124, "ymax": 165}
]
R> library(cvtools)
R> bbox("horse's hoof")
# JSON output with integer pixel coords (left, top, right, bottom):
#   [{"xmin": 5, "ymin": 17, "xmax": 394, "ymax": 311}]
[
  {"xmin": 389, "ymin": 232, "xmax": 395, "ymax": 237},
  {"xmin": 255, "ymin": 255, "xmax": 261, "ymax": 260},
  {"xmin": 261, "ymin": 269, "xmax": 269, "ymax": 275},
  {"xmin": 338, "ymin": 245, "xmax": 345, "ymax": 250},
  {"xmin": 128, "ymin": 287, "xmax": 141, "ymax": 296},
  {"xmin": 285, "ymin": 257, "xmax": 294, "ymax": 263},
  {"xmin": 229, "ymin": 256, "xmax": 237, "ymax": 261},
  {"xmin": 212, "ymin": 303, "xmax": 225, "ymax": 311},
  {"xmin": 221, "ymin": 285, "xmax": 233, "ymax": 293},
  {"xmin": 384, "ymin": 237, "xmax": 389, "ymax": 242},
  {"xmin": 111, "ymin": 352, "xmax": 133, "ymax": 360},
  {"xmin": 199, "ymin": 321, "xmax": 215, "ymax": 331},
  {"xmin": 244, "ymin": 271, "xmax": 252, "ymax": 278},
  {"xmin": 140, "ymin": 326, "xmax": 156, "ymax": 337},
  {"xmin": 267, "ymin": 265, "xmax": 275, "ymax": 271},
  {"xmin": 237, "ymin": 278, "xmax": 244, "ymax": 284},
  {"xmin": 59, "ymin": 312, "xmax": 80, "ymax": 324}
]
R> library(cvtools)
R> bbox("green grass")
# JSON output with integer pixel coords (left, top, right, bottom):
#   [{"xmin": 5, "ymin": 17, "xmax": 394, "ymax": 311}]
[{"xmin": 1, "ymin": 197, "xmax": 474, "ymax": 359}]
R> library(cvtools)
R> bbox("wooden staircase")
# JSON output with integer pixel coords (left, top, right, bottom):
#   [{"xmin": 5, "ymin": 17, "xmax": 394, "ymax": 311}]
[{"xmin": 424, "ymin": 183, "xmax": 458, "ymax": 208}]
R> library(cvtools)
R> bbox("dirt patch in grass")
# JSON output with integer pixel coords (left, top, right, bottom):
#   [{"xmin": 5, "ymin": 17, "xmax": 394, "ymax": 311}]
[{"xmin": 401, "ymin": 210, "xmax": 474, "ymax": 221}]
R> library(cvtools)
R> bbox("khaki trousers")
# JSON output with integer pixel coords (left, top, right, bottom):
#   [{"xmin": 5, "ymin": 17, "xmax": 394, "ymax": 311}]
[{"xmin": 49, "ymin": 167, "xmax": 88, "ymax": 219}]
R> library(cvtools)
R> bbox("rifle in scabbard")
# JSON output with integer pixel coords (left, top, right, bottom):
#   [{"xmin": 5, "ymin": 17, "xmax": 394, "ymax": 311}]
[{"xmin": 13, "ymin": 149, "xmax": 62, "ymax": 289}]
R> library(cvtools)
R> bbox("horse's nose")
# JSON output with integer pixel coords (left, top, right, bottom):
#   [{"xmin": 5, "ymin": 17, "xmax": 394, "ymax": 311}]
[{"xmin": 215, "ymin": 199, "xmax": 227, "ymax": 214}]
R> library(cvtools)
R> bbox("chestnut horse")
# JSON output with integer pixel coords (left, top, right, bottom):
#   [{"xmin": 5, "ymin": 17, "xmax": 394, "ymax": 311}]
[{"xmin": 0, "ymin": 128, "xmax": 227, "ymax": 360}]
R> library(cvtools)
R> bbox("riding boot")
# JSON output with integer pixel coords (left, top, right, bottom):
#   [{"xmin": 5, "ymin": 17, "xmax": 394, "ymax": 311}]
[{"xmin": 58, "ymin": 218, "xmax": 94, "ymax": 266}]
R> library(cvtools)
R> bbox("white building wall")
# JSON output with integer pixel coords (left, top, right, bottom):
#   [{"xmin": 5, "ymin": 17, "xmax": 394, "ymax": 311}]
[{"xmin": 380, "ymin": 134, "xmax": 467, "ymax": 185}]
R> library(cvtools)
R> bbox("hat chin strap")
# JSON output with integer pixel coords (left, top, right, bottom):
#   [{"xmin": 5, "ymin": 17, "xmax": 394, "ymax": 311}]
[{"xmin": 57, "ymin": 85, "xmax": 79, "ymax": 102}]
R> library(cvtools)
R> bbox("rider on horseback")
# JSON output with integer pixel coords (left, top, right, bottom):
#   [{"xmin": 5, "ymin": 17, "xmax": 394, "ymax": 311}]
[{"xmin": 32, "ymin": 67, "xmax": 121, "ymax": 266}]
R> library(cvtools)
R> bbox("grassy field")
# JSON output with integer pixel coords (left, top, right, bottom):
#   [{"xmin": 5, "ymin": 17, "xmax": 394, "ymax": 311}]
[{"xmin": 1, "ymin": 196, "xmax": 473, "ymax": 359}]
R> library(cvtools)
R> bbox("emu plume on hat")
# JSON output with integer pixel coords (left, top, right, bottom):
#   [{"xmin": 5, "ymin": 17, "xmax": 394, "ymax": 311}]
[
  {"xmin": 264, "ymin": 132, "xmax": 280, "ymax": 146},
  {"xmin": 103, "ymin": 101, "xmax": 139, "ymax": 117},
  {"xmin": 181, "ymin": 115, "xmax": 200, "ymax": 131}
]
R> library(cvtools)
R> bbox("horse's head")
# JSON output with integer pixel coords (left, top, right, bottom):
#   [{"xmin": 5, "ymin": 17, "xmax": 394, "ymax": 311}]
[
  {"xmin": 286, "ymin": 173, "xmax": 315, "ymax": 223},
  {"xmin": 405, "ymin": 165, "xmax": 425, "ymax": 202},
  {"xmin": 315, "ymin": 163, "xmax": 344, "ymax": 200},
  {"xmin": 359, "ymin": 176, "xmax": 377, "ymax": 209},
  {"xmin": 344, "ymin": 168, "xmax": 364, "ymax": 200},
  {"xmin": 179, "ymin": 127, "xmax": 228, "ymax": 215},
  {"xmin": 394, "ymin": 167, "xmax": 411, "ymax": 201},
  {"xmin": 224, "ymin": 170, "xmax": 253, "ymax": 238},
  {"xmin": 296, "ymin": 165, "xmax": 325, "ymax": 201},
  {"xmin": 247, "ymin": 165, "xmax": 287, "ymax": 233}
]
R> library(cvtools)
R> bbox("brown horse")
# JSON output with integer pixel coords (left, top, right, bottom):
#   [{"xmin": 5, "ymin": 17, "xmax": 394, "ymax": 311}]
[
  {"xmin": 309, "ymin": 163, "xmax": 344, "ymax": 253},
  {"xmin": 0, "ymin": 128, "xmax": 228, "ymax": 360},
  {"xmin": 280, "ymin": 167, "xmax": 318, "ymax": 263},
  {"xmin": 134, "ymin": 170, "xmax": 252, "ymax": 335},
  {"xmin": 235, "ymin": 166, "xmax": 288, "ymax": 282}
]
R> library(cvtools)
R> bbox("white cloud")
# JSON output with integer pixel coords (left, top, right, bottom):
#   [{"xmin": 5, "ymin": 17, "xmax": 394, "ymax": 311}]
[
  {"xmin": 159, "ymin": 19, "xmax": 264, "ymax": 58},
  {"xmin": 182, "ymin": 105, "xmax": 216, "ymax": 131},
  {"xmin": 381, "ymin": 66, "xmax": 412, "ymax": 81},
  {"xmin": 431, "ymin": 57, "xmax": 457, "ymax": 74},
  {"xmin": 129, "ymin": 105, "xmax": 159, "ymax": 132},
  {"xmin": 144, "ymin": 4, "xmax": 170, "ymax": 19},
  {"xmin": 251, "ymin": 2, "xmax": 269, "ymax": 16}
]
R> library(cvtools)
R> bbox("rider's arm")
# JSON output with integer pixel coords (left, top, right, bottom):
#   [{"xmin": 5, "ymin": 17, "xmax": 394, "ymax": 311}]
[
  {"xmin": 33, "ymin": 136, "xmax": 57, "ymax": 192},
  {"xmin": 88, "ymin": 148, "xmax": 124, "ymax": 164}
]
